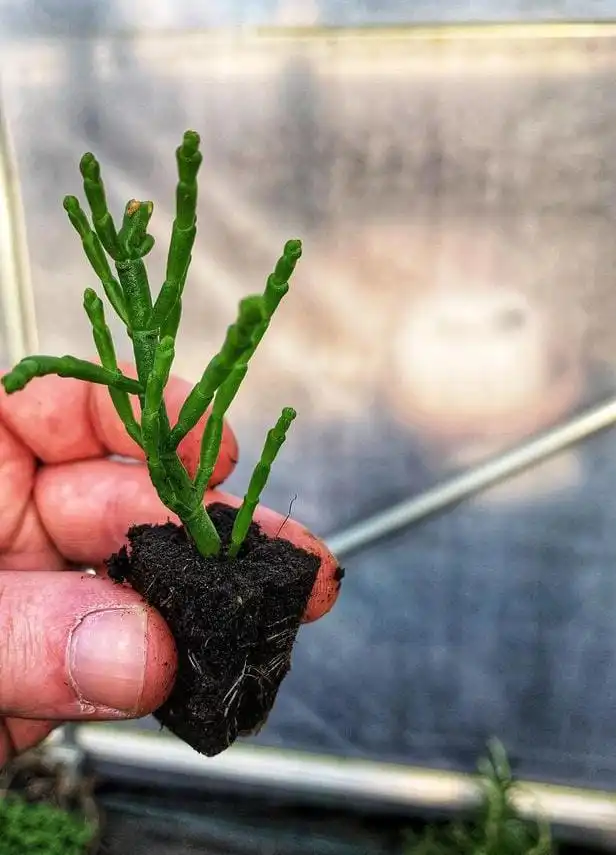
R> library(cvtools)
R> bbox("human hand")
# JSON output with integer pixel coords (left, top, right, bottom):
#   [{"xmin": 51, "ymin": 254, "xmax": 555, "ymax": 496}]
[{"xmin": 0, "ymin": 367, "xmax": 340, "ymax": 765}]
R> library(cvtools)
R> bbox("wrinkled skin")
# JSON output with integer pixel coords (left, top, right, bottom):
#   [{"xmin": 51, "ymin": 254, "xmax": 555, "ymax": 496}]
[{"xmin": 0, "ymin": 364, "xmax": 339, "ymax": 765}]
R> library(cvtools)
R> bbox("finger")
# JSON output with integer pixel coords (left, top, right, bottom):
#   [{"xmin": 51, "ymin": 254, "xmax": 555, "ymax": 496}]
[
  {"xmin": 0, "ymin": 366, "xmax": 238, "ymax": 486},
  {"xmin": 0, "ymin": 571, "xmax": 177, "ymax": 720},
  {"xmin": 0, "ymin": 720, "xmax": 57, "ymax": 767},
  {"xmin": 0, "ymin": 374, "xmax": 104, "ymax": 463},
  {"xmin": 0, "ymin": 503, "xmax": 64, "ymax": 572},
  {"xmin": 37, "ymin": 462, "xmax": 341, "ymax": 621},
  {"xmin": 36, "ymin": 460, "xmax": 178, "ymax": 565},
  {"xmin": 0, "ymin": 419, "xmax": 36, "ymax": 550},
  {"xmin": 89, "ymin": 362, "xmax": 238, "ymax": 486}
]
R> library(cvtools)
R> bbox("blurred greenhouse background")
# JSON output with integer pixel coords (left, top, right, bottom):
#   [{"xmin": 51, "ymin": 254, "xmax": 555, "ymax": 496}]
[{"xmin": 6, "ymin": 2, "xmax": 616, "ymax": 852}]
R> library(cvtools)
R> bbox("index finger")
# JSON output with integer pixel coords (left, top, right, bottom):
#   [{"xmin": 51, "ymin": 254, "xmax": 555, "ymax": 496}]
[
  {"xmin": 0, "ymin": 365, "xmax": 238, "ymax": 486},
  {"xmin": 0, "ymin": 373, "xmax": 103, "ymax": 463}
]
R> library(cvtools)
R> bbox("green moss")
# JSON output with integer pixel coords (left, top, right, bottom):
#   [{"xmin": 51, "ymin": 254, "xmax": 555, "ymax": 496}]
[{"xmin": 0, "ymin": 794, "xmax": 95, "ymax": 855}]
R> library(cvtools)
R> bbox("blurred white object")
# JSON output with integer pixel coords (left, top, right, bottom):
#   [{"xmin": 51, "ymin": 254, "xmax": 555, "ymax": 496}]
[
  {"xmin": 391, "ymin": 287, "xmax": 585, "ymax": 500},
  {"xmin": 394, "ymin": 287, "xmax": 582, "ymax": 452}
]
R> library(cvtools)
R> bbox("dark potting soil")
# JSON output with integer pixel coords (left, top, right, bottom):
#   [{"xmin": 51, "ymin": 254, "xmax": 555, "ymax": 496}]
[{"xmin": 106, "ymin": 503, "xmax": 321, "ymax": 757}]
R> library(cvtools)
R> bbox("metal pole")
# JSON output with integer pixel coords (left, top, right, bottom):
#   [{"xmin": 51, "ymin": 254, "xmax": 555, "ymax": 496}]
[
  {"xmin": 0, "ymin": 104, "xmax": 38, "ymax": 361},
  {"xmin": 60, "ymin": 725, "xmax": 616, "ymax": 842},
  {"xmin": 328, "ymin": 397, "xmax": 616, "ymax": 559}
]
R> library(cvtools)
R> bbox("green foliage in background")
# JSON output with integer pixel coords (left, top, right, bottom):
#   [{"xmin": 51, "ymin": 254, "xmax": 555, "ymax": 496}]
[
  {"xmin": 1, "ymin": 131, "xmax": 300, "ymax": 560},
  {"xmin": 405, "ymin": 741, "xmax": 554, "ymax": 855},
  {"xmin": 0, "ymin": 794, "xmax": 94, "ymax": 855}
]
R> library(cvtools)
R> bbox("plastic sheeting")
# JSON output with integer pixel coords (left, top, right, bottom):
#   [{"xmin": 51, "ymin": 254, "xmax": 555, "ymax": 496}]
[
  {"xmin": 3, "ymin": 22, "xmax": 616, "ymax": 793},
  {"xmin": 3, "ymin": 1, "xmax": 616, "ymax": 31}
]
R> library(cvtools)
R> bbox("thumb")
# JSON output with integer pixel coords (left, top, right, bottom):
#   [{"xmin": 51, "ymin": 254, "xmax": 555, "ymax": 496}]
[{"xmin": 0, "ymin": 571, "xmax": 177, "ymax": 719}]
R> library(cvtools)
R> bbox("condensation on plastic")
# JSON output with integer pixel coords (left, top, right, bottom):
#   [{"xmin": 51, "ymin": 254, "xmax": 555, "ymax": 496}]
[
  {"xmin": 4, "ymin": 14, "xmax": 616, "ymax": 795},
  {"xmin": 2, "ymin": 1, "xmax": 616, "ymax": 31},
  {"xmin": 2, "ymin": 25, "xmax": 616, "ymax": 476}
]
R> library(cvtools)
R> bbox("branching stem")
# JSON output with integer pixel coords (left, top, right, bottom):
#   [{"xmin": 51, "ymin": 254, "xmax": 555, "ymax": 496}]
[{"xmin": 1, "ymin": 131, "xmax": 301, "ymax": 558}]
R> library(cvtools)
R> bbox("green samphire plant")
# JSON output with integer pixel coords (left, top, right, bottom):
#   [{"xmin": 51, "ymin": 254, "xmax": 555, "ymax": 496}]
[
  {"xmin": 2, "ymin": 131, "xmax": 340, "ymax": 757},
  {"xmin": 3, "ymin": 131, "xmax": 297, "ymax": 559},
  {"xmin": 405, "ymin": 742, "xmax": 553, "ymax": 855}
]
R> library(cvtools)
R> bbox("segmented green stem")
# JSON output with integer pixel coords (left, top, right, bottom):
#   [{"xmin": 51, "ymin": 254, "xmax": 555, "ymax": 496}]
[
  {"xmin": 169, "ymin": 295, "xmax": 264, "ymax": 448},
  {"xmin": 228, "ymin": 407, "xmax": 297, "ymax": 557},
  {"xmin": 263, "ymin": 238, "xmax": 302, "ymax": 318},
  {"xmin": 168, "ymin": 238, "xmax": 301, "ymax": 453},
  {"xmin": 63, "ymin": 196, "xmax": 128, "ymax": 324},
  {"xmin": 194, "ymin": 364, "xmax": 248, "ymax": 499},
  {"xmin": 160, "ymin": 294, "xmax": 182, "ymax": 341},
  {"xmin": 180, "ymin": 503, "xmax": 222, "ymax": 556},
  {"xmin": 115, "ymin": 201, "xmax": 157, "ymax": 387},
  {"xmin": 79, "ymin": 152, "xmax": 125, "ymax": 260},
  {"xmin": 247, "ymin": 238, "xmax": 302, "ymax": 359},
  {"xmin": 83, "ymin": 288, "xmax": 142, "ymax": 446},
  {"xmin": 1, "ymin": 356, "xmax": 142, "ymax": 394},
  {"xmin": 142, "ymin": 336, "xmax": 175, "ymax": 473},
  {"xmin": 118, "ymin": 199, "xmax": 156, "ymax": 261},
  {"xmin": 187, "ymin": 241, "xmax": 301, "ymax": 503},
  {"xmin": 149, "ymin": 131, "xmax": 202, "ymax": 332},
  {"xmin": 235, "ymin": 240, "xmax": 302, "ymax": 364}
]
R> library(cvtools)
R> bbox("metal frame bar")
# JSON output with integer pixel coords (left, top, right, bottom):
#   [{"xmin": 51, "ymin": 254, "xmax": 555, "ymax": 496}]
[
  {"xmin": 329, "ymin": 397, "xmax": 616, "ymax": 559},
  {"xmin": 5, "ymin": 22, "xmax": 616, "ymax": 91},
  {"xmin": 0, "ymin": 102, "xmax": 38, "ymax": 362},
  {"xmin": 45, "ymin": 726, "xmax": 616, "ymax": 845}
]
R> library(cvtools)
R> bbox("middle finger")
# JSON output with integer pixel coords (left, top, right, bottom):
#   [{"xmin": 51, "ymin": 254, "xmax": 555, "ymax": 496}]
[{"xmin": 0, "ymin": 420, "xmax": 36, "ymax": 552}]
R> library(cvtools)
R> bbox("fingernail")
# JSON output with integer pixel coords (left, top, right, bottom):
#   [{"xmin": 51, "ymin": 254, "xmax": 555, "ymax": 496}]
[{"xmin": 68, "ymin": 607, "xmax": 148, "ymax": 713}]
